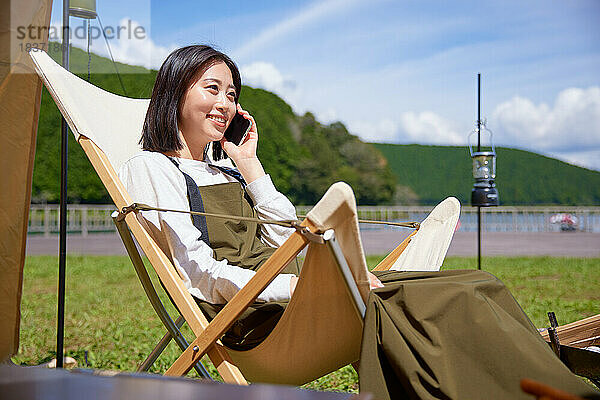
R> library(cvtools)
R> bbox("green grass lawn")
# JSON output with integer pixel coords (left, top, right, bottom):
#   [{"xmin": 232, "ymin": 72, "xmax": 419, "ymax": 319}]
[{"xmin": 14, "ymin": 255, "xmax": 599, "ymax": 393}]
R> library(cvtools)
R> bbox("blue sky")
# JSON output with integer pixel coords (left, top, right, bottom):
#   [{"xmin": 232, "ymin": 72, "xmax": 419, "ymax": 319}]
[{"xmin": 52, "ymin": 0, "xmax": 600, "ymax": 170}]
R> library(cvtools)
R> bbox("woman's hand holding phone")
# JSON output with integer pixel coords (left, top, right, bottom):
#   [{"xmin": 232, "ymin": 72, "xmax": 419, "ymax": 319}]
[{"xmin": 221, "ymin": 104, "xmax": 265, "ymax": 183}]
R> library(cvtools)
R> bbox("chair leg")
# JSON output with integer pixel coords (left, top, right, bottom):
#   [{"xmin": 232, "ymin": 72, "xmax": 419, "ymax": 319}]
[
  {"xmin": 137, "ymin": 316, "xmax": 185, "ymax": 373},
  {"xmin": 114, "ymin": 215, "xmax": 212, "ymax": 379},
  {"xmin": 137, "ymin": 315, "xmax": 212, "ymax": 379}
]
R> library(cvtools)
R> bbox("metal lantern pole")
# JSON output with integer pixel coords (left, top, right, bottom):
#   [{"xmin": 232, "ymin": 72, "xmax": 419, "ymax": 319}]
[
  {"xmin": 57, "ymin": 0, "xmax": 71, "ymax": 369},
  {"xmin": 469, "ymin": 74, "xmax": 499, "ymax": 271},
  {"xmin": 477, "ymin": 73, "xmax": 481, "ymax": 270}
]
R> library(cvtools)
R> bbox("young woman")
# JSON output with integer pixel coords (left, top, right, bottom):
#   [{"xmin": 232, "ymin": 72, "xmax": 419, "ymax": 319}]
[
  {"xmin": 119, "ymin": 45, "xmax": 595, "ymax": 399},
  {"xmin": 119, "ymin": 45, "xmax": 304, "ymax": 350}
]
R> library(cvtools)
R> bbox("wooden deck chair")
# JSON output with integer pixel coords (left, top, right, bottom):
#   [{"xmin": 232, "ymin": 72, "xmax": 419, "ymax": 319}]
[
  {"xmin": 540, "ymin": 314, "xmax": 600, "ymax": 350},
  {"xmin": 28, "ymin": 49, "xmax": 459, "ymax": 385},
  {"xmin": 540, "ymin": 314, "xmax": 600, "ymax": 387}
]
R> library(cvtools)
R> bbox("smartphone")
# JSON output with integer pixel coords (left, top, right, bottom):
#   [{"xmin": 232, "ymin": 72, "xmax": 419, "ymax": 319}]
[{"xmin": 224, "ymin": 112, "xmax": 252, "ymax": 145}]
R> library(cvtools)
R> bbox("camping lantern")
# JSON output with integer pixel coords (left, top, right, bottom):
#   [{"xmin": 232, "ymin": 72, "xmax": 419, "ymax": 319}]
[
  {"xmin": 69, "ymin": 0, "xmax": 97, "ymax": 19},
  {"xmin": 469, "ymin": 121, "xmax": 499, "ymax": 207}
]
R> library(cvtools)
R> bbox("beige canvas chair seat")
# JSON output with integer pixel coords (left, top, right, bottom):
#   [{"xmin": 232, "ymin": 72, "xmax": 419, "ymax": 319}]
[
  {"xmin": 28, "ymin": 49, "xmax": 458, "ymax": 385},
  {"xmin": 389, "ymin": 197, "xmax": 460, "ymax": 271}
]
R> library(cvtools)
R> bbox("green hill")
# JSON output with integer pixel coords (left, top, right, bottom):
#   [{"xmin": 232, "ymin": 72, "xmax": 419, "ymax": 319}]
[
  {"xmin": 32, "ymin": 46, "xmax": 395, "ymax": 205},
  {"xmin": 373, "ymin": 143, "xmax": 600, "ymax": 205},
  {"xmin": 32, "ymin": 46, "xmax": 599, "ymax": 206}
]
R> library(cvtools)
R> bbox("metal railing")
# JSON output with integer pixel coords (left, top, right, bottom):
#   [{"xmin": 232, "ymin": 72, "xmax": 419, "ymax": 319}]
[
  {"xmin": 28, "ymin": 204, "xmax": 600, "ymax": 236},
  {"xmin": 28, "ymin": 204, "xmax": 118, "ymax": 236}
]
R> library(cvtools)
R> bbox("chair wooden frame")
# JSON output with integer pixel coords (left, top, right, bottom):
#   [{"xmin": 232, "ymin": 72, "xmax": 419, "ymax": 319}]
[
  {"xmin": 539, "ymin": 314, "xmax": 600, "ymax": 388},
  {"xmin": 540, "ymin": 314, "xmax": 600, "ymax": 349},
  {"xmin": 79, "ymin": 136, "xmax": 418, "ymax": 382},
  {"xmin": 112, "ymin": 204, "xmax": 392, "ymax": 379},
  {"xmin": 80, "ymin": 137, "xmax": 246, "ymax": 383},
  {"xmin": 28, "ymin": 48, "xmax": 419, "ymax": 384}
]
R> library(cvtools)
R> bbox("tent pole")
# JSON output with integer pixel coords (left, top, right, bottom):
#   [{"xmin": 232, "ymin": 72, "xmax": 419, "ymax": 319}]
[{"xmin": 57, "ymin": 0, "xmax": 70, "ymax": 369}]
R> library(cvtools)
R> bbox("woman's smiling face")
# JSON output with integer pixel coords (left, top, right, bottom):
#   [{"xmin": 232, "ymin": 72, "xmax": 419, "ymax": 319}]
[{"xmin": 178, "ymin": 61, "xmax": 237, "ymax": 151}]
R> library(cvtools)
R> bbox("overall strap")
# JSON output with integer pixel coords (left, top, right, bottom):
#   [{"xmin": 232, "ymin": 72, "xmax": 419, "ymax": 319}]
[
  {"xmin": 208, "ymin": 164, "xmax": 256, "ymax": 207},
  {"xmin": 209, "ymin": 164, "xmax": 247, "ymax": 188},
  {"xmin": 166, "ymin": 156, "xmax": 210, "ymax": 247}
]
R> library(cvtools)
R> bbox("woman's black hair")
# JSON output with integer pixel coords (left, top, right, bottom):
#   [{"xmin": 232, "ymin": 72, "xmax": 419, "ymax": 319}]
[{"xmin": 140, "ymin": 45, "xmax": 242, "ymax": 160}]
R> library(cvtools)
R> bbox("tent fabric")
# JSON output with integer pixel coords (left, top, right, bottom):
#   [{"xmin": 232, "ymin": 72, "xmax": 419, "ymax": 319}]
[{"xmin": 0, "ymin": 0, "xmax": 53, "ymax": 362}]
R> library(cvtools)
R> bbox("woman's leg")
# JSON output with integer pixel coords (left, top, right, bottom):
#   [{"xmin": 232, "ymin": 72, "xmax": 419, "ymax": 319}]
[{"xmin": 359, "ymin": 269, "xmax": 596, "ymax": 400}]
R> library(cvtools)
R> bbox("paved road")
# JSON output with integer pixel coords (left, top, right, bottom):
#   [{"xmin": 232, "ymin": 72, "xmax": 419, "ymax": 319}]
[
  {"xmin": 362, "ymin": 231, "xmax": 600, "ymax": 257},
  {"xmin": 26, "ymin": 231, "xmax": 600, "ymax": 257}
]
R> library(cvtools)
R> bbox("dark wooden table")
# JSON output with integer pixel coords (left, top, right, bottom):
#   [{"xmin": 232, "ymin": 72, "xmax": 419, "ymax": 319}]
[{"xmin": 0, "ymin": 365, "xmax": 370, "ymax": 400}]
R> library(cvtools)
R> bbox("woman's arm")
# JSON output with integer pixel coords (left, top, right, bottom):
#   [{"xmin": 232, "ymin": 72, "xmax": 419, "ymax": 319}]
[
  {"xmin": 245, "ymin": 175, "xmax": 297, "ymax": 247},
  {"xmin": 221, "ymin": 105, "xmax": 297, "ymax": 246},
  {"xmin": 118, "ymin": 152, "xmax": 295, "ymax": 304}
]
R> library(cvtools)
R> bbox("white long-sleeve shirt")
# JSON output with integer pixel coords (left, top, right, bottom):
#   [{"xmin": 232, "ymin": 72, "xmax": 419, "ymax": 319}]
[{"xmin": 118, "ymin": 151, "xmax": 297, "ymax": 304}]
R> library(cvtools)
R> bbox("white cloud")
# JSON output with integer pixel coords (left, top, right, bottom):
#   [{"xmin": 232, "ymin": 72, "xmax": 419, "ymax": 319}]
[
  {"xmin": 232, "ymin": 0, "xmax": 362, "ymax": 61},
  {"xmin": 399, "ymin": 111, "xmax": 464, "ymax": 145},
  {"xmin": 551, "ymin": 149, "xmax": 600, "ymax": 171},
  {"xmin": 315, "ymin": 108, "xmax": 339, "ymax": 125},
  {"xmin": 348, "ymin": 111, "xmax": 464, "ymax": 145},
  {"xmin": 491, "ymin": 87, "xmax": 600, "ymax": 152},
  {"xmin": 241, "ymin": 61, "xmax": 295, "ymax": 93},
  {"xmin": 240, "ymin": 61, "xmax": 315, "ymax": 118},
  {"xmin": 103, "ymin": 18, "xmax": 176, "ymax": 69},
  {"xmin": 55, "ymin": 17, "xmax": 176, "ymax": 71},
  {"xmin": 348, "ymin": 119, "xmax": 400, "ymax": 143}
]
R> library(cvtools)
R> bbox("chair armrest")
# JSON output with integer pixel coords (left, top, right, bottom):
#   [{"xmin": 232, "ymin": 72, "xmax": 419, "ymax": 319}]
[{"xmin": 371, "ymin": 230, "xmax": 418, "ymax": 271}]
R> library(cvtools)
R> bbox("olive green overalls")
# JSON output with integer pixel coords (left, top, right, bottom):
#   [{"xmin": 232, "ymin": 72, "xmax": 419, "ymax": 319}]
[
  {"xmin": 191, "ymin": 179, "xmax": 299, "ymax": 351},
  {"xmin": 167, "ymin": 157, "xmax": 298, "ymax": 351}
]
